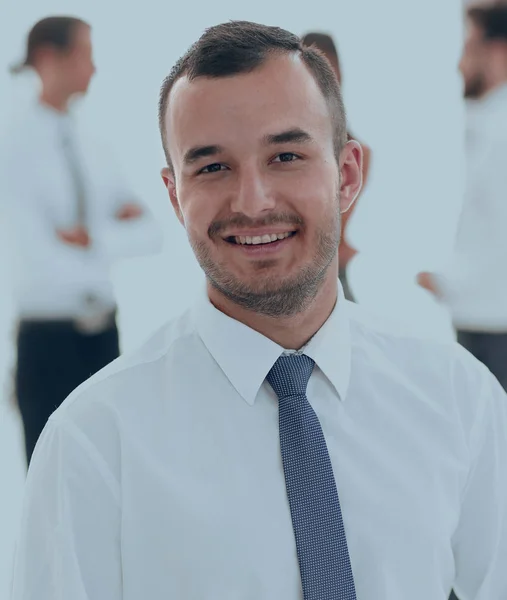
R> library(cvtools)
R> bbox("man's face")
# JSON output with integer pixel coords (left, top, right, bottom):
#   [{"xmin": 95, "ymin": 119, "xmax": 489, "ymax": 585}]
[
  {"xmin": 163, "ymin": 54, "xmax": 362, "ymax": 317},
  {"xmin": 460, "ymin": 20, "xmax": 488, "ymax": 99},
  {"xmin": 54, "ymin": 24, "xmax": 96, "ymax": 95}
]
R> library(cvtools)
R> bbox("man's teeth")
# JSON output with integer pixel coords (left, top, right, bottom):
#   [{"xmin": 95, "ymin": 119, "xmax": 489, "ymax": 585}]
[{"xmin": 234, "ymin": 232, "xmax": 293, "ymax": 245}]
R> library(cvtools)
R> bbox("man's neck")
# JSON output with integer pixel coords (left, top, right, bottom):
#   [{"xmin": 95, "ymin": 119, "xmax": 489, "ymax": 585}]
[
  {"xmin": 39, "ymin": 89, "xmax": 70, "ymax": 113},
  {"xmin": 207, "ymin": 274, "xmax": 338, "ymax": 350}
]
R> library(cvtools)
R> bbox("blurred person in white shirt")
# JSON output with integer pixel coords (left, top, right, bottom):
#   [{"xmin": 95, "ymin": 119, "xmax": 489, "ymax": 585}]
[
  {"xmin": 0, "ymin": 16, "xmax": 162, "ymax": 466},
  {"xmin": 418, "ymin": 4, "xmax": 507, "ymax": 391}
]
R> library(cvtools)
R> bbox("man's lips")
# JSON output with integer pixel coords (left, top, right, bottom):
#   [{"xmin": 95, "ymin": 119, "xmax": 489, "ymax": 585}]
[
  {"xmin": 221, "ymin": 231, "xmax": 298, "ymax": 253},
  {"xmin": 222, "ymin": 229, "xmax": 298, "ymax": 246}
]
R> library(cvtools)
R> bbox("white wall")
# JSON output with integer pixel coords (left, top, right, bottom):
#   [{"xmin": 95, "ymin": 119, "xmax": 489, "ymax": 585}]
[{"xmin": 0, "ymin": 0, "xmax": 464, "ymax": 595}]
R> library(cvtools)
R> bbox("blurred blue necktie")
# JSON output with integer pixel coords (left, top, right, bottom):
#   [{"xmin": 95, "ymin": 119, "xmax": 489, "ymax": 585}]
[
  {"xmin": 267, "ymin": 354, "xmax": 356, "ymax": 600},
  {"xmin": 60, "ymin": 120, "xmax": 88, "ymax": 229}
]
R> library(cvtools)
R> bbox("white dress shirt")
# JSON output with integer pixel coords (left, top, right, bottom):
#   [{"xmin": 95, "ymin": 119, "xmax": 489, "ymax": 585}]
[
  {"xmin": 435, "ymin": 83, "xmax": 507, "ymax": 331},
  {"xmin": 11, "ymin": 285, "xmax": 507, "ymax": 600},
  {"xmin": 0, "ymin": 101, "xmax": 163, "ymax": 320}
]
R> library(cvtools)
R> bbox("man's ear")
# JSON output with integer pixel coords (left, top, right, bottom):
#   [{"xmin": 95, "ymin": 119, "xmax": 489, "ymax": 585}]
[
  {"xmin": 161, "ymin": 167, "xmax": 184, "ymax": 226},
  {"xmin": 338, "ymin": 140, "xmax": 363, "ymax": 215}
]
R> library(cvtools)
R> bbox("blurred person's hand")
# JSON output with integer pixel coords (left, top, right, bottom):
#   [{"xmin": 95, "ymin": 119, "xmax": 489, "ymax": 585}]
[
  {"xmin": 116, "ymin": 203, "xmax": 143, "ymax": 221},
  {"xmin": 57, "ymin": 226, "xmax": 91, "ymax": 248},
  {"xmin": 417, "ymin": 271, "xmax": 441, "ymax": 298}
]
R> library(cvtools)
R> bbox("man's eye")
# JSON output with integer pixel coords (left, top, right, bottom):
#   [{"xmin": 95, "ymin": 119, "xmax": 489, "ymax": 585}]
[
  {"xmin": 199, "ymin": 163, "xmax": 226, "ymax": 174},
  {"xmin": 273, "ymin": 153, "xmax": 299, "ymax": 163}
]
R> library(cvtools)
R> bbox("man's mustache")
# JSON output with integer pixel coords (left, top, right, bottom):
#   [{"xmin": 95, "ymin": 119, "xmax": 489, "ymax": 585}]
[{"xmin": 208, "ymin": 213, "xmax": 304, "ymax": 238}]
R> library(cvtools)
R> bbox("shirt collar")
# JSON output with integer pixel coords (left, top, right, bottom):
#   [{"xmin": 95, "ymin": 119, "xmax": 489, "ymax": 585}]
[
  {"xmin": 193, "ymin": 281, "xmax": 352, "ymax": 405},
  {"xmin": 33, "ymin": 100, "xmax": 75, "ymax": 135},
  {"xmin": 34, "ymin": 99, "xmax": 70, "ymax": 118}
]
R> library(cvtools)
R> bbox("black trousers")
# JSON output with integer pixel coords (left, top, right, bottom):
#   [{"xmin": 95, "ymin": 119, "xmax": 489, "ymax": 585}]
[
  {"xmin": 457, "ymin": 329, "xmax": 507, "ymax": 392},
  {"xmin": 15, "ymin": 317, "xmax": 120, "ymax": 466}
]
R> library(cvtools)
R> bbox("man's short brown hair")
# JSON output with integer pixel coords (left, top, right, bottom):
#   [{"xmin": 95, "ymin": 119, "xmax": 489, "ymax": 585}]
[
  {"xmin": 10, "ymin": 16, "xmax": 89, "ymax": 75},
  {"xmin": 468, "ymin": 4, "xmax": 507, "ymax": 42}
]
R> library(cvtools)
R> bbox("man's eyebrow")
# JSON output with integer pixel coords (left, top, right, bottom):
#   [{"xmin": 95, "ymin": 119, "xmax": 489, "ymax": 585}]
[
  {"xmin": 263, "ymin": 128, "xmax": 313, "ymax": 145},
  {"xmin": 182, "ymin": 129, "xmax": 312, "ymax": 164},
  {"xmin": 183, "ymin": 144, "xmax": 223, "ymax": 165}
]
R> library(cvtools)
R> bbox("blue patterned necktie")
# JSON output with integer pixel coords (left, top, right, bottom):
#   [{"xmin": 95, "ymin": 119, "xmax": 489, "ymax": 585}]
[{"xmin": 267, "ymin": 354, "xmax": 356, "ymax": 600}]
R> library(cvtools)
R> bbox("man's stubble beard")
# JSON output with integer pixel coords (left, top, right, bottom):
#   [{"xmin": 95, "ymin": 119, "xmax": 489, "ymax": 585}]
[{"xmin": 190, "ymin": 206, "xmax": 341, "ymax": 318}]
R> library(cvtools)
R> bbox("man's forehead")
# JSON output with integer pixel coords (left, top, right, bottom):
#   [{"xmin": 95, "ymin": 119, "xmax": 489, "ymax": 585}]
[{"xmin": 165, "ymin": 54, "xmax": 328, "ymax": 139}]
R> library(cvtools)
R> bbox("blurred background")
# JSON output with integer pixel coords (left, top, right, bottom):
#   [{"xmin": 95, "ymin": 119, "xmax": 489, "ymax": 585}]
[{"xmin": 0, "ymin": 0, "xmax": 469, "ymax": 594}]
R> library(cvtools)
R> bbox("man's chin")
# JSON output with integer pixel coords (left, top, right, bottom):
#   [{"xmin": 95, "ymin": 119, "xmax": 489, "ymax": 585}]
[
  {"xmin": 209, "ymin": 271, "xmax": 289, "ymax": 296},
  {"xmin": 221, "ymin": 281, "xmax": 290, "ymax": 300}
]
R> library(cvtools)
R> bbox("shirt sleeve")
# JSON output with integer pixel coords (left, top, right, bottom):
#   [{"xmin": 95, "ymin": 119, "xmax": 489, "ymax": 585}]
[
  {"xmin": 89, "ymin": 142, "xmax": 165, "ymax": 261},
  {"xmin": 434, "ymin": 136, "xmax": 507, "ymax": 302},
  {"xmin": 452, "ymin": 359, "xmax": 507, "ymax": 599},
  {"xmin": 0, "ymin": 137, "xmax": 61, "ymax": 268},
  {"xmin": 10, "ymin": 414, "xmax": 122, "ymax": 600},
  {"xmin": 0, "ymin": 139, "xmax": 105, "ymax": 292},
  {"xmin": 98, "ymin": 203, "xmax": 165, "ymax": 261}
]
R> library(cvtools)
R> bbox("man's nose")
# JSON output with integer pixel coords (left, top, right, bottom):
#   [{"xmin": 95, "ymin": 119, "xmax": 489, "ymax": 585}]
[{"xmin": 230, "ymin": 165, "xmax": 276, "ymax": 218}]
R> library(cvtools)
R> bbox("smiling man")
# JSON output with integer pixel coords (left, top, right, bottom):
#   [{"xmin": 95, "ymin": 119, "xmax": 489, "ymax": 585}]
[
  {"xmin": 11, "ymin": 20, "xmax": 507, "ymax": 600},
  {"xmin": 160, "ymin": 38, "xmax": 356, "ymax": 334}
]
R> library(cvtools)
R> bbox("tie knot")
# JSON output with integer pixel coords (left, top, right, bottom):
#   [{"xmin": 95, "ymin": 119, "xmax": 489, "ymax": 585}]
[{"xmin": 266, "ymin": 354, "xmax": 315, "ymax": 399}]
